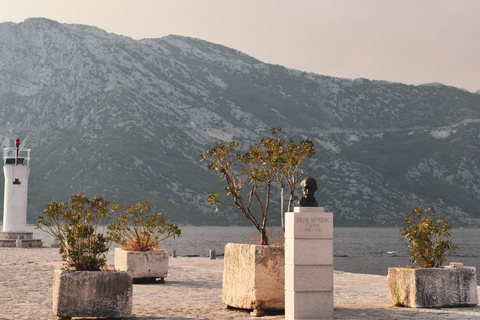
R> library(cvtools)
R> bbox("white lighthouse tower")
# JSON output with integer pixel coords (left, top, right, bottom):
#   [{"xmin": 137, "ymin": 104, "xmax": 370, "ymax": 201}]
[{"xmin": 0, "ymin": 138, "xmax": 42, "ymax": 247}]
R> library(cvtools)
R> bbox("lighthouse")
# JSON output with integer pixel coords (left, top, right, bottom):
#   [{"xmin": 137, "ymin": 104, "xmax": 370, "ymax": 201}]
[
  {"xmin": 0, "ymin": 138, "xmax": 42, "ymax": 247},
  {"xmin": 3, "ymin": 138, "xmax": 30, "ymax": 231}
]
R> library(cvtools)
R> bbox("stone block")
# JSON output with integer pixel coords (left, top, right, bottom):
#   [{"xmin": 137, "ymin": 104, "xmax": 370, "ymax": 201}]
[
  {"xmin": 388, "ymin": 267, "xmax": 478, "ymax": 308},
  {"xmin": 0, "ymin": 232, "xmax": 42, "ymax": 247},
  {"xmin": 0, "ymin": 232, "xmax": 34, "ymax": 240},
  {"xmin": 285, "ymin": 238, "xmax": 333, "ymax": 265},
  {"xmin": 53, "ymin": 269, "xmax": 133, "ymax": 318},
  {"xmin": 285, "ymin": 265, "xmax": 333, "ymax": 292},
  {"xmin": 285, "ymin": 211, "xmax": 333, "ymax": 239},
  {"xmin": 293, "ymin": 207, "xmax": 325, "ymax": 213},
  {"xmin": 115, "ymin": 248, "xmax": 169, "ymax": 279},
  {"xmin": 222, "ymin": 243, "xmax": 284, "ymax": 311},
  {"xmin": 285, "ymin": 290, "xmax": 333, "ymax": 320}
]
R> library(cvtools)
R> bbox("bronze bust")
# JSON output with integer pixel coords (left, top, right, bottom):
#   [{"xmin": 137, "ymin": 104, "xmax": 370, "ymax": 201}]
[{"xmin": 298, "ymin": 177, "xmax": 318, "ymax": 207}]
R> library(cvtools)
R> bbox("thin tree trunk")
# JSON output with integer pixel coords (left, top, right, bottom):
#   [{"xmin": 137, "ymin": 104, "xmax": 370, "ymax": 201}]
[
  {"xmin": 280, "ymin": 186, "xmax": 285, "ymax": 232},
  {"xmin": 260, "ymin": 227, "xmax": 269, "ymax": 245}
]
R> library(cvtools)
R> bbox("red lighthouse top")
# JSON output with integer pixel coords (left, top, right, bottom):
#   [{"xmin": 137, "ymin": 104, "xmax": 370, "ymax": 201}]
[
  {"xmin": 3, "ymin": 138, "xmax": 30, "ymax": 166},
  {"xmin": 15, "ymin": 138, "xmax": 20, "ymax": 158}
]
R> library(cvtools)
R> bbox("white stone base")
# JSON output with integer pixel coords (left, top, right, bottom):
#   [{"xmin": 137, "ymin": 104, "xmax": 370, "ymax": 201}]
[
  {"xmin": 285, "ymin": 291, "xmax": 333, "ymax": 320},
  {"xmin": 285, "ymin": 207, "xmax": 334, "ymax": 320},
  {"xmin": 222, "ymin": 243, "xmax": 284, "ymax": 311},
  {"xmin": 53, "ymin": 269, "xmax": 132, "ymax": 318},
  {"xmin": 114, "ymin": 247, "xmax": 169, "ymax": 279},
  {"xmin": 285, "ymin": 265, "xmax": 333, "ymax": 292},
  {"xmin": 285, "ymin": 238, "xmax": 333, "ymax": 265},
  {"xmin": 388, "ymin": 267, "xmax": 478, "ymax": 308}
]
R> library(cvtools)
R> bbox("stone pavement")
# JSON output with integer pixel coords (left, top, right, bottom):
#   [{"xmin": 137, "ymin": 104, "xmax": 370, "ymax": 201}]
[{"xmin": 0, "ymin": 247, "xmax": 478, "ymax": 319}]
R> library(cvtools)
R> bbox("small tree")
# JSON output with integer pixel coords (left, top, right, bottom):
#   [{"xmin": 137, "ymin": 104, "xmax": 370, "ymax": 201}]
[
  {"xmin": 265, "ymin": 129, "xmax": 315, "ymax": 231},
  {"xmin": 36, "ymin": 195, "xmax": 112, "ymax": 271},
  {"xmin": 108, "ymin": 201, "xmax": 181, "ymax": 251},
  {"xmin": 201, "ymin": 129, "xmax": 314, "ymax": 245},
  {"xmin": 395, "ymin": 206, "xmax": 458, "ymax": 268}
]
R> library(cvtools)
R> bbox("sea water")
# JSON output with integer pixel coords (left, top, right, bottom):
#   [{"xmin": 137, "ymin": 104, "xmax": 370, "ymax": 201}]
[{"xmin": 30, "ymin": 225, "xmax": 479, "ymax": 278}]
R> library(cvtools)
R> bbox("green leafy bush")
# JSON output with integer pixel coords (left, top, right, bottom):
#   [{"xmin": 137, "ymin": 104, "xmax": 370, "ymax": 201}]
[
  {"xmin": 108, "ymin": 201, "xmax": 181, "ymax": 251},
  {"xmin": 395, "ymin": 206, "xmax": 458, "ymax": 268},
  {"xmin": 36, "ymin": 195, "xmax": 112, "ymax": 271}
]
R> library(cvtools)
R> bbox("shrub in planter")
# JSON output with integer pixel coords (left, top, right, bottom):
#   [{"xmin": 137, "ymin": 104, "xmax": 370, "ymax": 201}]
[
  {"xmin": 37, "ymin": 194, "xmax": 113, "ymax": 271},
  {"xmin": 36, "ymin": 195, "xmax": 132, "ymax": 318},
  {"xmin": 395, "ymin": 206, "xmax": 458, "ymax": 268},
  {"xmin": 389, "ymin": 206, "xmax": 478, "ymax": 308},
  {"xmin": 108, "ymin": 201, "xmax": 181, "ymax": 280},
  {"xmin": 202, "ymin": 129, "xmax": 314, "ymax": 313}
]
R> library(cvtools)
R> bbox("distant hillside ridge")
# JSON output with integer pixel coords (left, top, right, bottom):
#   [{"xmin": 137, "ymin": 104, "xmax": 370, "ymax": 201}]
[{"xmin": 0, "ymin": 18, "xmax": 479, "ymax": 227}]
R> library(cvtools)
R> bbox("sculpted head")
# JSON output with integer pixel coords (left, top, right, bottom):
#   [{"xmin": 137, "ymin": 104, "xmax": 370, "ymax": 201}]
[{"xmin": 301, "ymin": 177, "xmax": 317, "ymax": 200}]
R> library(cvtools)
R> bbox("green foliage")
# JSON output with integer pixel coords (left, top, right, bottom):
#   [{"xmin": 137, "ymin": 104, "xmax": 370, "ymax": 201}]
[
  {"xmin": 201, "ymin": 128, "xmax": 314, "ymax": 245},
  {"xmin": 108, "ymin": 201, "xmax": 181, "ymax": 251},
  {"xmin": 265, "ymin": 129, "xmax": 316, "ymax": 231},
  {"xmin": 395, "ymin": 206, "xmax": 458, "ymax": 268},
  {"xmin": 36, "ymin": 195, "xmax": 112, "ymax": 271}
]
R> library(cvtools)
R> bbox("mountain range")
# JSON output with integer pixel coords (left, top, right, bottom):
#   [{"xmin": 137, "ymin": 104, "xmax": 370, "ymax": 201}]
[{"xmin": 0, "ymin": 18, "xmax": 479, "ymax": 227}]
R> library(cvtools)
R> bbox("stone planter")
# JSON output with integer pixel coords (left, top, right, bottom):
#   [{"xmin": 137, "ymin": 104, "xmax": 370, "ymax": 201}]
[
  {"xmin": 53, "ymin": 269, "xmax": 132, "ymax": 319},
  {"xmin": 115, "ymin": 247, "xmax": 169, "ymax": 280},
  {"xmin": 222, "ymin": 243, "xmax": 284, "ymax": 314},
  {"xmin": 388, "ymin": 266, "xmax": 478, "ymax": 308}
]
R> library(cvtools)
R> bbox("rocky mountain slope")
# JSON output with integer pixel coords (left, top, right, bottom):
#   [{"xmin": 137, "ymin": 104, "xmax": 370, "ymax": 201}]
[{"xmin": 0, "ymin": 18, "xmax": 479, "ymax": 227}]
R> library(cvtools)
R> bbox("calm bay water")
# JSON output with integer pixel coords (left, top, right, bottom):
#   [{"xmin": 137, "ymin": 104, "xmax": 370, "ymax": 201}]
[{"xmin": 30, "ymin": 226, "xmax": 479, "ymax": 278}]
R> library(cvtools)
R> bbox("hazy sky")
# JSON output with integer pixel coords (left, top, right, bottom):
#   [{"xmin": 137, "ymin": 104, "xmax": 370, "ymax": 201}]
[{"xmin": 1, "ymin": 0, "xmax": 479, "ymax": 92}]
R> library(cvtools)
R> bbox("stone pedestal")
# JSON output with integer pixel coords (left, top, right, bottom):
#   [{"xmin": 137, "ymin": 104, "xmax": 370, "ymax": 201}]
[
  {"xmin": 0, "ymin": 231, "xmax": 43, "ymax": 247},
  {"xmin": 285, "ymin": 207, "xmax": 334, "ymax": 320}
]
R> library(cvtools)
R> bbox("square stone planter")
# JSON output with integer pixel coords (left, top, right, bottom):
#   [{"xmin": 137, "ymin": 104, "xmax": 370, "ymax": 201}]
[
  {"xmin": 115, "ymin": 247, "xmax": 169, "ymax": 280},
  {"xmin": 222, "ymin": 243, "xmax": 284, "ymax": 313},
  {"xmin": 53, "ymin": 269, "xmax": 133, "ymax": 318},
  {"xmin": 388, "ymin": 266, "xmax": 478, "ymax": 308}
]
